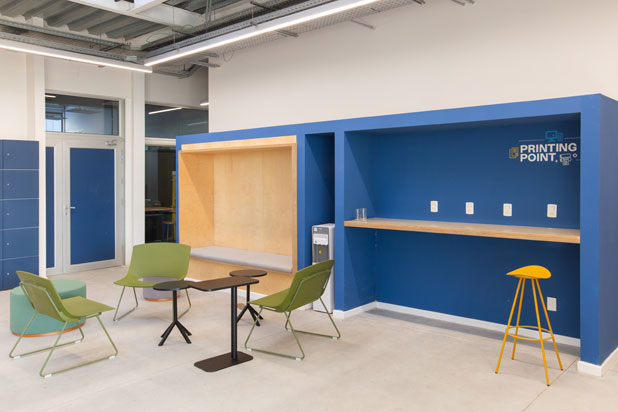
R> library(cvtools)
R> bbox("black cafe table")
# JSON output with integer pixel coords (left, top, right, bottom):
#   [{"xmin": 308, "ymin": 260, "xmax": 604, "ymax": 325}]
[
  {"xmin": 190, "ymin": 276, "xmax": 259, "ymax": 372},
  {"xmin": 153, "ymin": 280, "xmax": 193, "ymax": 346}
]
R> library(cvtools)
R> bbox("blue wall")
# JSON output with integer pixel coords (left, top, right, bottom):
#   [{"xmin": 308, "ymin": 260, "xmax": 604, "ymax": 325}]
[
  {"xmin": 46, "ymin": 147, "xmax": 54, "ymax": 269},
  {"xmin": 178, "ymin": 94, "xmax": 618, "ymax": 366}
]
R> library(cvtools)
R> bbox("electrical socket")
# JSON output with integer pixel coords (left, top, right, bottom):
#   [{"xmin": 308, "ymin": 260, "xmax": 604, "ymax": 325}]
[
  {"xmin": 547, "ymin": 297, "xmax": 557, "ymax": 312},
  {"xmin": 547, "ymin": 204, "xmax": 557, "ymax": 218},
  {"xmin": 430, "ymin": 200, "xmax": 438, "ymax": 213},
  {"xmin": 465, "ymin": 202, "xmax": 474, "ymax": 215},
  {"xmin": 503, "ymin": 203, "xmax": 512, "ymax": 217}
]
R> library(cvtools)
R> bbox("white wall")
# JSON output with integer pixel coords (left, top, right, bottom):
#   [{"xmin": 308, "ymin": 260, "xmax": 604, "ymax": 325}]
[
  {"xmin": 0, "ymin": 51, "xmax": 30, "ymax": 140},
  {"xmin": 145, "ymin": 70, "xmax": 208, "ymax": 107},
  {"xmin": 209, "ymin": 0, "xmax": 618, "ymax": 131}
]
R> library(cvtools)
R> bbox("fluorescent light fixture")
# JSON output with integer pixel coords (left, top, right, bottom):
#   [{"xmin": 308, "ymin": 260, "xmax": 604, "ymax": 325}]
[
  {"xmin": 0, "ymin": 38, "xmax": 151, "ymax": 73},
  {"xmin": 145, "ymin": 0, "xmax": 380, "ymax": 66},
  {"xmin": 45, "ymin": 94, "xmax": 56, "ymax": 98},
  {"xmin": 148, "ymin": 107, "xmax": 182, "ymax": 115},
  {"xmin": 199, "ymin": 101, "xmax": 209, "ymax": 106}
]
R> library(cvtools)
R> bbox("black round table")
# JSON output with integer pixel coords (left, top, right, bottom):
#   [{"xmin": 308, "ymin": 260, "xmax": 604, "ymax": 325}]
[
  {"xmin": 230, "ymin": 269, "xmax": 267, "ymax": 326},
  {"xmin": 154, "ymin": 280, "xmax": 193, "ymax": 346}
]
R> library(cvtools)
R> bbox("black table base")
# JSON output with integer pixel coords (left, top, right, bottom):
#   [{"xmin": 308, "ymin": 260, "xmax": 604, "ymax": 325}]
[
  {"xmin": 194, "ymin": 351, "xmax": 253, "ymax": 372},
  {"xmin": 158, "ymin": 290, "xmax": 192, "ymax": 346}
]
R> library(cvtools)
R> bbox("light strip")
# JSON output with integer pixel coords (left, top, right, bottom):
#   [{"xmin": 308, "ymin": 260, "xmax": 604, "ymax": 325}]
[
  {"xmin": 199, "ymin": 101, "xmax": 209, "ymax": 106},
  {"xmin": 45, "ymin": 94, "xmax": 56, "ymax": 98},
  {"xmin": 145, "ymin": 0, "xmax": 380, "ymax": 66},
  {"xmin": 0, "ymin": 38, "xmax": 152, "ymax": 73},
  {"xmin": 148, "ymin": 107, "xmax": 182, "ymax": 115}
]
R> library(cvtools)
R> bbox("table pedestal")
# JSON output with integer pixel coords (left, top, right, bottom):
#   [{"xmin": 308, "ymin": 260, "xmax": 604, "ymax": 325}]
[
  {"xmin": 194, "ymin": 286, "xmax": 253, "ymax": 372},
  {"xmin": 159, "ymin": 290, "xmax": 192, "ymax": 346}
]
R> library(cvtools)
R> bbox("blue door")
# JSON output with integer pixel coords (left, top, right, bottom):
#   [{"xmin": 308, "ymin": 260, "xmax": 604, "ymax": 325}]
[{"xmin": 69, "ymin": 148, "xmax": 116, "ymax": 265}]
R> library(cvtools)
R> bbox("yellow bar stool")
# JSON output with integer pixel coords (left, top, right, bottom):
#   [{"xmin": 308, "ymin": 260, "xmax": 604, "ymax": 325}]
[{"xmin": 495, "ymin": 265, "xmax": 563, "ymax": 386}]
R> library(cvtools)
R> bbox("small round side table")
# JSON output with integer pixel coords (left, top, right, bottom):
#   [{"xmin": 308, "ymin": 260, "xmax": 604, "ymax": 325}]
[
  {"xmin": 153, "ymin": 280, "xmax": 193, "ymax": 346},
  {"xmin": 229, "ymin": 269, "xmax": 267, "ymax": 326}
]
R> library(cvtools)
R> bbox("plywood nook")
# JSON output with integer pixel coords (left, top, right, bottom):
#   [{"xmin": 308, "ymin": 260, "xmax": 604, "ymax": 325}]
[{"xmin": 178, "ymin": 136, "xmax": 298, "ymax": 295}]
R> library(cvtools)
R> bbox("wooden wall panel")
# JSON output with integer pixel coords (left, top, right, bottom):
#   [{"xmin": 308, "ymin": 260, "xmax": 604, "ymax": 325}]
[{"xmin": 178, "ymin": 153, "xmax": 214, "ymax": 247}]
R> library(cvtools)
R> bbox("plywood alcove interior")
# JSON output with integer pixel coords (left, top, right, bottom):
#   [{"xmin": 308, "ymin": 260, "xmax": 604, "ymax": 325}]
[{"xmin": 178, "ymin": 136, "xmax": 297, "ymax": 292}]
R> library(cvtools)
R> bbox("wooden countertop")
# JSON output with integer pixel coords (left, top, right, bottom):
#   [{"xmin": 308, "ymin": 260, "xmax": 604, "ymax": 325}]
[{"xmin": 344, "ymin": 218, "xmax": 580, "ymax": 244}]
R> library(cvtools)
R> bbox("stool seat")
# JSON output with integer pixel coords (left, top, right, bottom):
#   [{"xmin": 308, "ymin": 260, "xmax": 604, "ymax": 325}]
[
  {"xmin": 507, "ymin": 265, "xmax": 551, "ymax": 279},
  {"xmin": 10, "ymin": 279, "xmax": 87, "ymax": 337}
]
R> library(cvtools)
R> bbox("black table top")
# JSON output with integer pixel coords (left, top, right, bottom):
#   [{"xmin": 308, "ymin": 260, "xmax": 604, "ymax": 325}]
[
  {"xmin": 191, "ymin": 276, "xmax": 258, "ymax": 292},
  {"xmin": 154, "ymin": 280, "xmax": 193, "ymax": 291},
  {"xmin": 229, "ymin": 269, "xmax": 267, "ymax": 278}
]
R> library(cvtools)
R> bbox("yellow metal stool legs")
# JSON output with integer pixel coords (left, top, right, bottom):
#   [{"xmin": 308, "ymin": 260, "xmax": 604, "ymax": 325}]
[
  {"xmin": 511, "ymin": 279, "xmax": 525, "ymax": 359},
  {"xmin": 536, "ymin": 279, "xmax": 563, "ymax": 371},
  {"xmin": 496, "ymin": 266, "xmax": 563, "ymax": 386},
  {"xmin": 495, "ymin": 278, "xmax": 522, "ymax": 374}
]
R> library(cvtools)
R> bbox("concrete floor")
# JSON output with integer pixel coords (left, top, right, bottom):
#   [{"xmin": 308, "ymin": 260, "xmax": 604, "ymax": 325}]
[{"xmin": 1, "ymin": 266, "xmax": 617, "ymax": 412}]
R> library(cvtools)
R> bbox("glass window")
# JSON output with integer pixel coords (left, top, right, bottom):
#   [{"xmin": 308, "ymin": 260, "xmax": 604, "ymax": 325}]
[
  {"xmin": 145, "ymin": 145, "xmax": 176, "ymax": 243},
  {"xmin": 145, "ymin": 104, "xmax": 208, "ymax": 138},
  {"xmin": 45, "ymin": 94, "xmax": 119, "ymax": 135}
]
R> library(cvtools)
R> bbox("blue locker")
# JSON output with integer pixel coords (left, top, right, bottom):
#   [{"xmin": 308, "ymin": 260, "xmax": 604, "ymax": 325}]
[
  {"xmin": 3, "ymin": 170, "xmax": 38, "ymax": 199},
  {"xmin": 2, "ymin": 199, "xmax": 38, "ymax": 229},
  {"xmin": 0, "ymin": 140, "xmax": 38, "ymax": 290},
  {"xmin": 3, "ymin": 140, "xmax": 38, "ymax": 169},
  {"xmin": 2, "ymin": 257, "xmax": 38, "ymax": 290}
]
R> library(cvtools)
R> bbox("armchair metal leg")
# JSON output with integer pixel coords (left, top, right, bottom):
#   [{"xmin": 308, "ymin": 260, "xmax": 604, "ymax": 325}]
[
  {"xmin": 245, "ymin": 308, "xmax": 306, "ymax": 360},
  {"xmin": 38, "ymin": 315, "xmax": 118, "ymax": 378},
  {"xmin": 178, "ymin": 289, "xmax": 192, "ymax": 319},
  {"xmin": 113, "ymin": 286, "xmax": 139, "ymax": 321},
  {"xmin": 285, "ymin": 298, "xmax": 342, "ymax": 340},
  {"xmin": 9, "ymin": 313, "xmax": 85, "ymax": 360}
]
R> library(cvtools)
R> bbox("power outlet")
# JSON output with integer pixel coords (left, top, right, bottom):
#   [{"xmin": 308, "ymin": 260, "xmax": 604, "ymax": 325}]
[
  {"xmin": 430, "ymin": 200, "xmax": 438, "ymax": 213},
  {"xmin": 503, "ymin": 203, "xmax": 512, "ymax": 217},
  {"xmin": 466, "ymin": 202, "xmax": 474, "ymax": 215},
  {"xmin": 547, "ymin": 204, "xmax": 557, "ymax": 218},
  {"xmin": 547, "ymin": 297, "xmax": 557, "ymax": 312}
]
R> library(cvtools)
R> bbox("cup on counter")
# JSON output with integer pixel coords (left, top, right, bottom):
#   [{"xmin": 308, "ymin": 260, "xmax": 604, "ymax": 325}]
[{"xmin": 355, "ymin": 208, "xmax": 367, "ymax": 221}]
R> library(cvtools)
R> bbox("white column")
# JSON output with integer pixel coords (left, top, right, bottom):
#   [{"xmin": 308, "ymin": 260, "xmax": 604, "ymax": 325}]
[
  {"xmin": 26, "ymin": 55, "xmax": 47, "ymax": 277},
  {"xmin": 125, "ymin": 72, "xmax": 146, "ymax": 263}
]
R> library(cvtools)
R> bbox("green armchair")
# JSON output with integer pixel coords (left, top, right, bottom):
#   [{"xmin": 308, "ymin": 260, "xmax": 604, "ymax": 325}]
[
  {"xmin": 113, "ymin": 242, "xmax": 191, "ymax": 321},
  {"xmin": 9, "ymin": 271, "xmax": 118, "ymax": 378},
  {"xmin": 244, "ymin": 260, "xmax": 340, "ymax": 360}
]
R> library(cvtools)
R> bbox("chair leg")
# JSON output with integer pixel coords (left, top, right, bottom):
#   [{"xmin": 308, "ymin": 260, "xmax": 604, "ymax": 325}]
[
  {"xmin": 245, "ymin": 308, "xmax": 306, "ymax": 360},
  {"xmin": 178, "ymin": 289, "xmax": 192, "ymax": 319},
  {"xmin": 496, "ymin": 278, "xmax": 523, "ymax": 374},
  {"xmin": 39, "ymin": 315, "xmax": 118, "ymax": 378},
  {"xmin": 10, "ymin": 313, "xmax": 85, "ymax": 360},
  {"xmin": 536, "ymin": 279, "xmax": 563, "ymax": 371},
  {"xmin": 532, "ymin": 279, "xmax": 551, "ymax": 386},
  {"xmin": 285, "ymin": 298, "xmax": 342, "ymax": 340},
  {"xmin": 113, "ymin": 286, "xmax": 139, "ymax": 321},
  {"xmin": 511, "ymin": 279, "xmax": 526, "ymax": 359}
]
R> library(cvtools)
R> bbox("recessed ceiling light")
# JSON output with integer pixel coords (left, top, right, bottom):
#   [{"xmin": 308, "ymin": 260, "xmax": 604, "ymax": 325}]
[{"xmin": 148, "ymin": 107, "xmax": 182, "ymax": 115}]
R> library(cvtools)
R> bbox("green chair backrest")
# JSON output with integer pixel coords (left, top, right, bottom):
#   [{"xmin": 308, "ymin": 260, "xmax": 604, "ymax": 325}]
[
  {"xmin": 279, "ymin": 260, "xmax": 334, "ymax": 312},
  {"xmin": 17, "ymin": 271, "xmax": 75, "ymax": 323},
  {"xmin": 127, "ymin": 243, "xmax": 191, "ymax": 281}
]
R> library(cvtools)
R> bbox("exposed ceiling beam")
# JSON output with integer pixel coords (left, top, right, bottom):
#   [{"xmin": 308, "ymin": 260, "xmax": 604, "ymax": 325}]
[
  {"xmin": 133, "ymin": 0, "xmax": 168, "ymax": 13},
  {"xmin": 66, "ymin": 0, "xmax": 203, "ymax": 27}
]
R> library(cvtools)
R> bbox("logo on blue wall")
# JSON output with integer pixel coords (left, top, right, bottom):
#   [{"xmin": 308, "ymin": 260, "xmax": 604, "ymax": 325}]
[{"xmin": 509, "ymin": 130, "xmax": 579, "ymax": 166}]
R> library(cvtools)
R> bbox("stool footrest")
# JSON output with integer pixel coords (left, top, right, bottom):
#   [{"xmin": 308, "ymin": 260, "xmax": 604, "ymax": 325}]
[{"xmin": 506, "ymin": 325, "xmax": 554, "ymax": 342}]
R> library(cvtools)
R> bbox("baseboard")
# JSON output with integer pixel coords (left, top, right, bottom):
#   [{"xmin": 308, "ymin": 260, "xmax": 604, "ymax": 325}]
[
  {"xmin": 577, "ymin": 346, "xmax": 618, "ymax": 377},
  {"xmin": 333, "ymin": 301, "xmax": 377, "ymax": 319},
  {"xmin": 330, "ymin": 300, "xmax": 579, "ymax": 347}
]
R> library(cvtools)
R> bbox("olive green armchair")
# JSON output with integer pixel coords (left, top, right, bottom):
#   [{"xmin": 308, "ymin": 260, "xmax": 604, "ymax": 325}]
[
  {"xmin": 9, "ymin": 271, "xmax": 117, "ymax": 378},
  {"xmin": 244, "ymin": 260, "xmax": 340, "ymax": 360},
  {"xmin": 113, "ymin": 242, "xmax": 191, "ymax": 321}
]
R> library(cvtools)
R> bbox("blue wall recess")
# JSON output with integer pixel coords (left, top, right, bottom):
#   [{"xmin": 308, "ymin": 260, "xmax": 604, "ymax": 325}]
[{"xmin": 177, "ymin": 94, "xmax": 618, "ymax": 367}]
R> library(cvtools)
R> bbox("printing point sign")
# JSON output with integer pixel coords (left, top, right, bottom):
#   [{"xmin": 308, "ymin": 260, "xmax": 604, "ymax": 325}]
[{"xmin": 509, "ymin": 130, "xmax": 580, "ymax": 166}]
